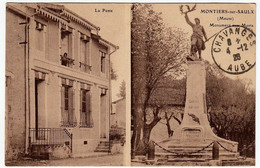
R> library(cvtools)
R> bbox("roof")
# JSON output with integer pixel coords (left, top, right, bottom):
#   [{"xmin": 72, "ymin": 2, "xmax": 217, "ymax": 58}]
[
  {"xmin": 7, "ymin": 3, "xmax": 118, "ymax": 50},
  {"xmin": 112, "ymin": 97, "xmax": 125, "ymax": 104}
]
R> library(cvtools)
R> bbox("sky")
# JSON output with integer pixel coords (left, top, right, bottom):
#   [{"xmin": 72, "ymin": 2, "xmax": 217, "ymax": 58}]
[
  {"xmin": 152, "ymin": 4, "xmax": 256, "ymax": 89},
  {"xmin": 64, "ymin": 3, "xmax": 256, "ymax": 100},
  {"xmin": 64, "ymin": 4, "xmax": 131, "ymax": 101}
]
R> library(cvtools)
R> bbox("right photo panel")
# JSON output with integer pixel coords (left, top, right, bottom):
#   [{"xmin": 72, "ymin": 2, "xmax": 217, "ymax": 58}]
[{"xmin": 131, "ymin": 3, "xmax": 255, "ymax": 166}]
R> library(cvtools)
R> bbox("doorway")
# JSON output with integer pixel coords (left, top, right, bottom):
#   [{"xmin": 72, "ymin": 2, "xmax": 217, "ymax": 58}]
[
  {"xmin": 35, "ymin": 79, "xmax": 45, "ymax": 139},
  {"xmin": 100, "ymin": 94, "xmax": 107, "ymax": 138}
]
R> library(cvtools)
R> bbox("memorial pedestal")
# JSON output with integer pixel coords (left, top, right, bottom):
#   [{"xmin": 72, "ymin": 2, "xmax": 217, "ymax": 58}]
[{"xmin": 155, "ymin": 61, "xmax": 238, "ymax": 161}]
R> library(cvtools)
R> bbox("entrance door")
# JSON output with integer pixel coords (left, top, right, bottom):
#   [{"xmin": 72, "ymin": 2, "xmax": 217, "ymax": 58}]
[
  {"xmin": 100, "ymin": 94, "xmax": 106, "ymax": 138},
  {"xmin": 35, "ymin": 79, "xmax": 45, "ymax": 139}
]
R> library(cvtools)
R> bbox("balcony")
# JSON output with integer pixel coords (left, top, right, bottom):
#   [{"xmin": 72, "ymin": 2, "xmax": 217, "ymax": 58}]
[
  {"xmin": 79, "ymin": 62, "xmax": 92, "ymax": 73},
  {"xmin": 60, "ymin": 53, "xmax": 74, "ymax": 68}
]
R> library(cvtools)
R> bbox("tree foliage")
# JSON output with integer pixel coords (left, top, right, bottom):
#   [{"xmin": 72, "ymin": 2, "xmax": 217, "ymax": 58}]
[
  {"xmin": 131, "ymin": 4, "xmax": 189, "ymax": 155},
  {"xmin": 205, "ymin": 61, "xmax": 255, "ymax": 157},
  {"xmin": 111, "ymin": 64, "xmax": 118, "ymax": 80},
  {"xmin": 117, "ymin": 80, "xmax": 126, "ymax": 98}
]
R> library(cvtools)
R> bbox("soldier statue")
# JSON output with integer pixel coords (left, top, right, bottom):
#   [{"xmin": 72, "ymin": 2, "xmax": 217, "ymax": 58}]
[{"xmin": 180, "ymin": 5, "xmax": 208, "ymax": 60}]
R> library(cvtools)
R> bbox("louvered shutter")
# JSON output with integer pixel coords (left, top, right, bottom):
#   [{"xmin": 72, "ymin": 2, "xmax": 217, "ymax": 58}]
[
  {"xmin": 86, "ymin": 91, "xmax": 91, "ymax": 126},
  {"xmin": 89, "ymin": 92, "xmax": 94, "ymax": 127},
  {"xmin": 61, "ymin": 86, "xmax": 65, "ymax": 125},
  {"xmin": 68, "ymin": 88, "xmax": 74, "ymax": 125},
  {"xmin": 80, "ymin": 89, "xmax": 82, "ymax": 126}
]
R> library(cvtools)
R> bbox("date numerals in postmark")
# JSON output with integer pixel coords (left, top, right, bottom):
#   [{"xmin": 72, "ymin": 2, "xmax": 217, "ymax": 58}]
[{"xmin": 211, "ymin": 26, "xmax": 255, "ymax": 74}]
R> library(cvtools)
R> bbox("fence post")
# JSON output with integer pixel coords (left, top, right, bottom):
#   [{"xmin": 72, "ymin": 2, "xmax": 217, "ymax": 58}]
[
  {"xmin": 71, "ymin": 133, "xmax": 73, "ymax": 153},
  {"xmin": 241, "ymin": 144, "xmax": 247, "ymax": 157},
  {"xmin": 212, "ymin": 141, "xmax": 219, "ymax": 160},
  {"xmin": 147, "ymin": 141, "xmax": 155, "ymax": 160}
]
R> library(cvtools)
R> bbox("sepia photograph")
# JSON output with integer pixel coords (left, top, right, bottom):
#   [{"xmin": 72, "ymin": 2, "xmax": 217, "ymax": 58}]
[
  {"xmin": 5, "ymin": 3, "xmax": 130, "ymax": 166},
  {"xmin": 131, "ymin": 3, "xmax": 255, "ymax": 166},
  {"xmin": 3, "ymin": 1, "xmax": 258, "ymax": 167}
]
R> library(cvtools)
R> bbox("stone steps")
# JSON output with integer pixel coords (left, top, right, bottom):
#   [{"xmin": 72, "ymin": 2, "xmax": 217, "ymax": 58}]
[
  {"xmin": 167, "ymin": 158, "xmax": 207, "ymax": 162},
  {"xmin": 156, "ymin": 152, "xmax": 239, "ymax": 160},
  {"xmin": 156, "ymin": 152, "xmax": 239, "ymax": 157},
  {"xmin": 31, "ymin": 145, "xmax": 50, "ymax": 160},
  {"xmin": 222, "ymin": 160, "xmax": 255, "ymax": 166},
  {"xmin": 155, "ymin": 143, "xmax": 239, "ymax": 162},
  {"xmin": 94, "ymin": 141, "xmax": 110, "ymax": 152}
]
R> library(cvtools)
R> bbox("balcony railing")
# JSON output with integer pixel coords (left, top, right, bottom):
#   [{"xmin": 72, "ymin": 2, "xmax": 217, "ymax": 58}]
[
  {"xmin": 79, "ymin": 62, "xmax": 92, "ymax": 73},
  {"xmin": 60, "ymin": 53, "xmax": 74, "ymax": 68},
  {"xmin": 29, "ymin": 128, "xmax": 72, "ymax": 152}
]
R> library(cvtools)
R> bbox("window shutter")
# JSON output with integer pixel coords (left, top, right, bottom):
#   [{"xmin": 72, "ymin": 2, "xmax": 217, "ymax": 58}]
[
  {"xmin": 86, "ymin": 91, "xmax": 91, "ymax": 126},
  {"xmin": 79, "ymin": 90, "xmax": 83, "ymax": 126},
  {"xmin": 68, "ymin": 88, "xmax": 75, "ymax": 125},
  {"xmin": 86, "ymin": 42, "xmax": 89, "ymax": 64},
  {"xmin": 61, "ymin": 86, "xmax": 65, "ymax": 125},
  {"xmin": 69, "ymin": 35, "xmax": 72, "ymax": 59},
  {"xmin": 73, "ymin": 88, "xmax": 76, "ymax": 126},
  {"xmin": 89, "ymin": 92, "xmax": 94, "ymax": 127}
]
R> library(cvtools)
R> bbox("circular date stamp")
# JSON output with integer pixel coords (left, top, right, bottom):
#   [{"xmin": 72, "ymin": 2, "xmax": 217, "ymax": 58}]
[{"xmin": 211, "ymin": 25, "xmax": 256, "ymax": 75}]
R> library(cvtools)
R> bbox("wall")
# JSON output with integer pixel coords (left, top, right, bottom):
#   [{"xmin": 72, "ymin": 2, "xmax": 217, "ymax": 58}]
[
  {"xmin": 6, "ymin": 4, "xmax": 113, "ymax": 159},
  {"xmin": 5, "ymin": 8, "xmax": 26, "ymax": 160},
  {"xmin": 28, "ymin": 15, "xmax": 111, "ymax": 155},
  {"xmin": 111, "ymin": 98, "xmax": 126, "ymax": 129}
]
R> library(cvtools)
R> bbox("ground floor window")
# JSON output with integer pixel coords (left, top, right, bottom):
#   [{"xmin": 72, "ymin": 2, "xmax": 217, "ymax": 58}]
[
  {"xmin": 80, "ymin": 89, "xmax": 93, "ymax": 128},
  {"xmin": 61, "ymin": 83, "xmax": 76, "ymax": 127}
]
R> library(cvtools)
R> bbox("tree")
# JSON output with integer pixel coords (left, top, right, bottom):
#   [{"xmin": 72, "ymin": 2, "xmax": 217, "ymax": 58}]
[
  {"xmin": 131, "ymin": 4, "xmax": 189, "ymax": 155},
  {"xmin": 117, "ymin": 80, "xmax": 126, "ymax": 98},
  {"xmin": 205, "ymin": 61, "xmax": 255, "ymax": 157},
  {"xmin": 111, "ymin": 63, "xmax": 118, "ymax": 80}
]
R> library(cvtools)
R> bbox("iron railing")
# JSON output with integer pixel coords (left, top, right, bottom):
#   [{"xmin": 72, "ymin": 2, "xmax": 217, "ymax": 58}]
[{"xmin": 29, "ymin": 128, "xmax": 72, "ymax": 152}]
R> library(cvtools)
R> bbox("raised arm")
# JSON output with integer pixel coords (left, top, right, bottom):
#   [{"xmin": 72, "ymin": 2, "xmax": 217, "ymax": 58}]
[{"xmin": 184, "ymin": 13, "xmax": 195, "ymax": 27}]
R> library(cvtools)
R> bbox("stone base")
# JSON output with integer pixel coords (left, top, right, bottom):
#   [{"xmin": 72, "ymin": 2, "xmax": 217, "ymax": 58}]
[{"xmin": 154, "ymin": 61, "xmax": 238, "ymax": 163}]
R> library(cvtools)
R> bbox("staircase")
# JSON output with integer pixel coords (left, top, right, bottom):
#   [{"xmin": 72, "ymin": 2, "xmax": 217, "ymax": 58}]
[
  {"xmin": 31, "ymin": 145, "xmax": 50, "ymax": 160},
  {"xmin": 29, "ymin": 128, "xmax": 72, "ymax": 159},
  {"xmin": 155, "ymin": 143, "xmax": 240, "ymax": 163},
  {"xmin": 94, "ymin": 141, "xmax": 111, "ymax": 152}
]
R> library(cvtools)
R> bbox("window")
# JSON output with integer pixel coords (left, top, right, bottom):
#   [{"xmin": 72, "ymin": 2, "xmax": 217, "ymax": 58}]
[
  {"xmin": 64, "ymin": 86, "xmax": 69, "ymax": 110},
  {"xmin": 79, "ymin": 34, "xmax": 91, "ymax": 73},
  {"xmin": 60, "ymin": 26, "xmax": 74, "ymax": 67},
  {"xmin": 80, "ymin": 89, "xmax": 93, "ymax": 128},
  {"xmin": 100, "ymin": 51, "xmax": 106, "ymax": 73},
  {"xmin": 61, "ymin": 83, "xmax": 76, "ymax": 127}
]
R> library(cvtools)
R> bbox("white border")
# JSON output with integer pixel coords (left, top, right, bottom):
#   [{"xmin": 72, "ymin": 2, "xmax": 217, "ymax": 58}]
[{"xmin": 1, "ymin": 1, "xmax": 259, "ymax": 168}]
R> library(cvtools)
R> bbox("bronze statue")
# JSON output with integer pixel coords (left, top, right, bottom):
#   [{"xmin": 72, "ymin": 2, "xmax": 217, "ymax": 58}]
[{"xmin": 180, "ymin": 5, "xmax": 208, "ymax": 60}]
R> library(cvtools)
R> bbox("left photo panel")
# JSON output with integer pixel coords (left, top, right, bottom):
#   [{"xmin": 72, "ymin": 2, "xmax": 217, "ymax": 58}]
[{"xmin": 5, "ymin": 3, "xmax": 130, "ymax": 166}]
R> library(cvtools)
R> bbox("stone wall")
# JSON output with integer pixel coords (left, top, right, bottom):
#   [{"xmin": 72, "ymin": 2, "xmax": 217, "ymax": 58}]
[{"xmin": 5, "ymin": 8, "xmax": 27, "ymax": 160}]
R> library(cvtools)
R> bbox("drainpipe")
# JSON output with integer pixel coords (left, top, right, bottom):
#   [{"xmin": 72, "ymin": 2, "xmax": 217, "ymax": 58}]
[
  {"xmin": 108, "ymin": 46, "xmax": 119, "ymax": 153},
  {"xmin": 23, "ymin": 10, "xmax": 37, "ymax": 155},
  {"xmin": 21, "ymin": 15, "xmax": 30, "ymax": 155}
]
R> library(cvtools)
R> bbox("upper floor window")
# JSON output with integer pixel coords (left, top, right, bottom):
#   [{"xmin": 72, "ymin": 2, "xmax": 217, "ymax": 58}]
[
  {"xmin": 100, "ymin": 51, "xmax": 106, "ymax": 73},
  {"xmin": 79, "ymin": 33, "xmax": 91, "ymax": 73},
  {"xmin": 60, "ymin": 25, "xmax": 74, "ymax": 67}
]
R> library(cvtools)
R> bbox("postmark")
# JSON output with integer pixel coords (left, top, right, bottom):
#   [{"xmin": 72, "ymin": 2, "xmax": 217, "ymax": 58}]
[{"xmin": 211, "ymin": 25, "xmax": 256, "ymax": 75}]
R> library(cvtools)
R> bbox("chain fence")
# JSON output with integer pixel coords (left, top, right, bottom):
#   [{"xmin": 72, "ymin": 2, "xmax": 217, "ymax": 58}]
[
  {"xmin": 152, "ymin": 140, "xmax": 253, "ymax": 156},
  {"xmin": 153, "ymin": 141, "xmax": 214, "ymax": 156}
]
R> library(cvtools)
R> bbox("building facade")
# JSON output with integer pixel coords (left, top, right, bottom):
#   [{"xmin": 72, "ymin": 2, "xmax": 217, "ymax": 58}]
[
  {"xmin": 6, "ymin": 3, "xmax": 117, "ymax": 160},
  {"xmin": 111, "ymin": 98, "xmax": 126, "ymax": 129}
]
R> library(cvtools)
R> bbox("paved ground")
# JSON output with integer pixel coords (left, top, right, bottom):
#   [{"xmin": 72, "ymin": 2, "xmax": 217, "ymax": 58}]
[{"xmin": 6, "ymin": 154, "xmax": 124, "ymax": 166}]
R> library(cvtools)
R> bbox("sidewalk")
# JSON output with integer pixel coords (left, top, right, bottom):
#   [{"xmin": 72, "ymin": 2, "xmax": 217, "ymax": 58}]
[{"xmin": 6, "ymin": 154, "xmax": 124, "ymax": 166}]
